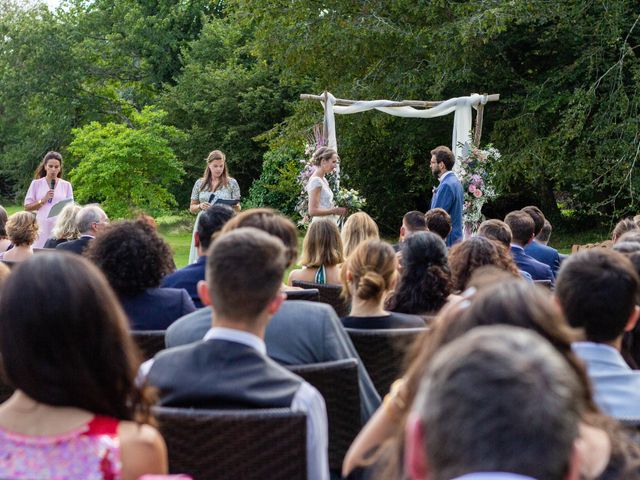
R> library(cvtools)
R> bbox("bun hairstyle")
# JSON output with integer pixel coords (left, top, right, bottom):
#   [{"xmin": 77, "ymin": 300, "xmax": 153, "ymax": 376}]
[
  {"xmin": 341, "ymin": 240, "xmax": 397, "ymax": 302},
  {"xmin": 312, "ymin": 147, "xmax": 337, "ymax": 167}
]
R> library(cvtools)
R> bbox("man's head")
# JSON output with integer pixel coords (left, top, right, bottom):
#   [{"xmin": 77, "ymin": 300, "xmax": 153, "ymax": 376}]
[
  {"xmin": 477, "ymin": 219, "xmax": 512, "ymax": 249},
  {"xmin": 405, "ymin": 325, "xmax": 582, "ymax": 480},
  {"xmin": 199, "ymin": 227, "xmax": 287, "ymax": 328},
  {"xmin": 504, "ymin": 210, "xmax": 535, "ymax": 247},
  {"xmin": 76, "ymin": 205, "xmax": 108, "ymax": 236},
  {"xmin": 429, "ymin": 146, "xmax": 455, "ymax": 177},
  {"xmin": 400, "ymin": 211, "xmax": 427, "ymax": 242},
  {"xmin": 522, "ymin": 205, "xmax": 545, "ymax": 237},
  {"xmin": 424, "ymin": 208, "xmax": 451, "ymax": 241},
  {"xmin": 556, "ymin": 249, "xmax": 640, "ymax": 344},
  {"xmin": 536, "ymin": 219, "xmax": 553, "ymax": 245},
  {"xmin": 196, "ymin": 205, "xmax": 235, "ymax": 255}
]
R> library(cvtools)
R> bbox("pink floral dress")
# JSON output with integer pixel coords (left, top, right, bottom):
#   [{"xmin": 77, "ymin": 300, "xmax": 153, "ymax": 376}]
[{"xmin": 0, "ymin": 415, "xmax": 122, "ymax": 479}]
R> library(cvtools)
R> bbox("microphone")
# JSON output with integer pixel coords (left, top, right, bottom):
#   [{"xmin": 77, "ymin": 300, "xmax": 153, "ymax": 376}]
[{"xmin": 48, "ymin": 179, "xmax": 55, "ymax": 203}]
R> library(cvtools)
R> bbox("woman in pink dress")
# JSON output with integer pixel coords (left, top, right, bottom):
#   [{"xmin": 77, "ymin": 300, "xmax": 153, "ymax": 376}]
[
  {"xmin": 24, "ymin": 151, "xmax": 74, "ymax": 248},
  {"xmin": 0, "ymin": 253, "xmax": 168, "ymax": 479}
]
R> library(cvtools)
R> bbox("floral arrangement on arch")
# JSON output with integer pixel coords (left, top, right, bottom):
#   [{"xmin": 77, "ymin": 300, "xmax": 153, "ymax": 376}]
[
  {"xmin": 295, "ymin": 127, "xmax": 367, "ymax": 227},
  {"xmin": 456, "ymin": 142, "xmax": 500, "ymax": 234}
]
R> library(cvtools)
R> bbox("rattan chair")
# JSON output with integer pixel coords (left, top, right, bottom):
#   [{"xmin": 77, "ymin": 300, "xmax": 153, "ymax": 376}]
[
  {"xmin": 287, "ymin": 359, "xmax": 360, "ymax": 471},
  {"xmin": 285, "ymin": 288, "xmax": 320, "ymax": 302},
  {"xmin": 154, "ymin": 407, "xmax": 307, "ymax": 480},
  {"xmin": 346, "ymin": 328, "xmax": 427, "ymax": 397},
  {"xmin": 291, "ymin": 280, "xmax": 349, "ymax": 317},
  {"xmin": 132, "ymin": 330, "xmax": 166, "ymax": 360}
]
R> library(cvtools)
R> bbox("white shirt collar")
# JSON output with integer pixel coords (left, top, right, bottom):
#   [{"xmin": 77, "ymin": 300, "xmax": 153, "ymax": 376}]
[
  {"xmin": 439, "ymin": 170, "xmax": 454, "ymax": 183},
  {"xmin": 203, "ymin": 327, "xmax": 266, "ymax": 355}
]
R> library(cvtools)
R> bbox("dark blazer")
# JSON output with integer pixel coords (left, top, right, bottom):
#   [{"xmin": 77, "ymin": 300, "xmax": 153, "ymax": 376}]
[
  {"xmin": 43, "ymin": 237, "xmax": 68, "ymax": 249},
  {"xmin": 165, "ymin": 300, "xmax": 381, "ymax": 421},
  {"xmin": 510, "ymin": 245, "xmax": 554, "ymax": 283},
  {"xmin": 119, "ymin": 287, "xmax": 196, "ymax": 331},
  {"xmin": 341, "ymin": 312, "xmax": 425, "ymax": 330},
  {"xmin": 55, "ymin": 235, "xmax": 93, "ymax": 255},
  {"xmin": 160, "ymin": 255, "xmax": 206, "ymax": 308},
  {"xmin": 525, "ymin": 240, "xmax": 561, "ymax": 276},
  {"xmin": 430, "ymin": 172, "xmax": 464, "ymax": 246}
]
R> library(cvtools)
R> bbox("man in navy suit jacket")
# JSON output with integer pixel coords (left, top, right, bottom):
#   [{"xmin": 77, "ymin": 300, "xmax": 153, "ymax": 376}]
[
  {"xmin": 505, "ymin": 210, "xmax": 554, "ymax": 284},
  {"xmin": 522, "ymin": 206, "xmax": 561, "ymax": 276},
  {"xmin": 429, "ymin": 146, "xmax": 464, "ymax": 246},
  {"xmin": 161, "ymin": 205, "xmax": 235, "ymax": 308}
]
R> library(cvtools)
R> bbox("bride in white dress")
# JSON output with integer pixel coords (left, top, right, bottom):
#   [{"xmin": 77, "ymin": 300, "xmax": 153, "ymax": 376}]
[{"xmin": 306, "ymin": 147, "xmax": 346, "ymax": 223}]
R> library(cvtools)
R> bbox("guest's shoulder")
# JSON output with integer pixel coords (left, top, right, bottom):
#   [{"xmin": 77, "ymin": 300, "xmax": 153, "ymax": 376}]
[{"xmin": 228, "ymin": 177, "xmax": 239, "ymax": 186}]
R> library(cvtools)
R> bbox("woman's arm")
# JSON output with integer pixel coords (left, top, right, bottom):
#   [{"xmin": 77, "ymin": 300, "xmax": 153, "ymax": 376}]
[
  {"xmin": 308, "ymin": 186, "xmax": 345, "ymax": 217},
  {"xmin": 119, "ymin": 421, "xmax": 168, "ymax": 480},
  {"xmin": 189, "ymin": 179, "xmax": 210, "ymax": 214},
  {"xmin": 24, "ymin": 181, "xmax": 52, "ymax": 212}
]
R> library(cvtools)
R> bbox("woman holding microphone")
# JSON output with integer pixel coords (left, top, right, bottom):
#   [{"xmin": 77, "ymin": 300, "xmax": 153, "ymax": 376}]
[{"xmin": 24, "ymin": 151, "xmax": 74, "ymax": 248}]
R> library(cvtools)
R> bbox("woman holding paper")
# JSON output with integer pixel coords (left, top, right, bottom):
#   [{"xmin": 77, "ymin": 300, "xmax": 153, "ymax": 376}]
[
  {"xmin": 24, "ymin": 151, "xmax": 74, "ymax": 248},
  {"xmin": 188, "ymin": 150, "xmax": 240, "ymax": 263}
]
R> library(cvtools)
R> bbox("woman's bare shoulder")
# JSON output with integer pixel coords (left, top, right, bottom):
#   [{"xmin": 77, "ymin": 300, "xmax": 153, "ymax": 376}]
[{"xmin": 118, "ymin": 421, "xmax": 168, "ymax": 480}]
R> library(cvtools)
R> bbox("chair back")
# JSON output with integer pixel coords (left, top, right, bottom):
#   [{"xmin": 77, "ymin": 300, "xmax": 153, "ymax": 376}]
[
  {"xmin": 347, "ymin": 328, "xmax": 427, "ymax": 397},
  {"xmin": 287, "ymin": 359, "xmax": 360, "ymax": 471},
  {"xmin": 284, "ymin": 288, "xmax": 320, "ymax": 302},
  {"xmin": 154, "ymin": 407, "xmax": 307, "ymax": 480},
  {"xmin": 132, "ymin": 330, "xmax": 166, "ymax": 360},
  {"xmin": 291, "ymin": 280, "xmax": 349, "ymax": 316}
]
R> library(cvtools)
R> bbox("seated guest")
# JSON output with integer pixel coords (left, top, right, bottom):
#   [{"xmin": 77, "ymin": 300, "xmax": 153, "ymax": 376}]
[
  {"xmin": 0, "ymin": 254, "xmax": 167, "ymax": 478},
  {"xmin": 161, "ymin": 205, "xmax": 235, "ymax": 308},
  {"xmin": 0, "ymin": 211, "xmax": 38, "ymax": 262},
  {"xmin": 394, "ymin": 210, "xmax": 426, "ymax": 251},
  {"xmin": 405, "ymin": 326, "xmax": 581, "ymax": 480},
  {"xmin": 56, "ymin": 204, "xmax": 108, "ymax": 255},
  {"xmin": 504, "ymin": 210, "xmax": 554, "ymax": 283},
  {"xmin": 288, "ymin": 218, "xmax": 344, "ymax": 285},
  {"xmin": 536, "ymin": 218, "xmax": 552, "ymax": 245},
  {"xmin": 477, "ymin": 218, "xmax": 533, "ymax": 282},
  {"xmin": 43, "ymin": 202, "xmax": 81, "ymax": 248},
  {"xmin": 522, "ymin": 205, "xmax": 561, "ymax": 275},
  {"xmin": 612, "ymin": 218, "xmax": 639, "ymax": 243},
  {"xmin": 147, "ymin": 228, "xmax": 329, "ymax": 480},
  {"xmin": 0, "ymin": 206, "xmax": 10, "ymax": 252},
  {"xmin": 557, "ymin": 249, "xmax": 640, "ymax": 420},
  {"xmin": 85, "ymin": 220, "xmax": 196, "ymax": 330},
  {"xmin": 341, "ymin": 240, "xmax": 424, "ymax": 329},
  {"xmin": 341, "ymin": 212, "xmax": 379, "ymax": 258},
  {"xmin": 0, "ymin": 262, "xmax": 10, "ymax": 287},
  {"xmin": 166, "ymin": 208, "xmax": 381, "ymax": 421},
  {"xmin": 385, "ymin": 232, "xmax": 451, "ymax": 318},
  {"xmin": 424, "ymin": 208, "xmax": 451, "ymax": 242},
  {"xmin": 448, "ymin": 236, "xmax": 521, "ymax": 292}
]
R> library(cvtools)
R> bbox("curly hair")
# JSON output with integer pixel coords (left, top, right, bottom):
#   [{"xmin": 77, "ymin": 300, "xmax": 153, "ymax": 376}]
[
  {"xmin": 6, "ymin": 211, "xmax": 38, "ymax": 246},
  {"xmin": 0, "ymin": 206, "xmax": 7, "ymax": 238},
  {"xmin": 448, "ymin": 237, "xmax": 520, "ymax": 292},
  {"xmin": 385, "ymin": 232, "xmax": 451, "ymax": 315},
  {"xmin": 85, "ymin": 220, "xmax": 174, "ymax": 295},
  {"xmin": 51, "ymin": 203, "xmax": 81, "ymax": 240}
]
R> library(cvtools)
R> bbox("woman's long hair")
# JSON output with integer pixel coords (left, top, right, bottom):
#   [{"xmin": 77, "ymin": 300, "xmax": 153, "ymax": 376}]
[
  {"xmin": 385, "ymin": 232, "xmax": 451, "ymax": 315},
  {"xmin": 33, "ymin": 151, "xmax": 64, "ymax": 179},
  {"xmin": 0, "ymin": 254, "xmax": 154, "ymax": 423},
  {"xmin": 200, "ymin": 150, "xmax": 230, "ymax": 192}
]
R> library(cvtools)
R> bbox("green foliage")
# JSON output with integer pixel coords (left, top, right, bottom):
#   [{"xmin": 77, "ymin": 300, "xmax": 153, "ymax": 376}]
[
  {"xmin": 68, "ymin": 107, "xmax": 186, "ymax": 218},
  {"xmin": 244, "ymin": 146, "xmax": 302, "ymax": 220}
]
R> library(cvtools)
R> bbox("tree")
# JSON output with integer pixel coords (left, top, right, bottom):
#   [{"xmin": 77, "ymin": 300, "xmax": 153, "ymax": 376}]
[{"xmin": 68, "ymin": 107, "xmax": 186, "ymax": 217}]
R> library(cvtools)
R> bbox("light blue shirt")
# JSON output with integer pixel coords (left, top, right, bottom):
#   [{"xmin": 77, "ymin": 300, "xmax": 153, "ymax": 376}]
[{"xmin": 572, "ymin": 341, "xmax": 640, "ymax": 421}]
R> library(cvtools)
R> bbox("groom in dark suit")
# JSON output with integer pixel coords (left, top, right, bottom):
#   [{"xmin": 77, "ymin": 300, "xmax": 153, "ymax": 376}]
[{"xmin": 430, "ymin": 146, "xmax": 464, "ymax": 246}]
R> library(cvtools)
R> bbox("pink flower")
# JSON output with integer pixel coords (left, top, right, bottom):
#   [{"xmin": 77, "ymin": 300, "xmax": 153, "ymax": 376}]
[
  {"xmin": 468, "ymin": 184, "xmax": 476, "ymax": 193},
  {"xmin": 473, "ymin": 189, "xmax": 483, "ymax": 198}
]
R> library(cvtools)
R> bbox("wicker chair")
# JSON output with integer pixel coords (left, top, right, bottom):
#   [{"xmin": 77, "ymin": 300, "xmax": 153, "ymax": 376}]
[
  {"xmin": 346, "ymin": 328, "xmax": 427, "ymax": 397},
  {"xmin": 291, "ymin": 280, "xmax": 349, "ymax": 317},
  {"xmin": 154, "ymin": 407, "xmax": 307, "ymax": 480},
  {"xmin": 287, "ymin": 359, "xmax": 360, "ymax": 472},
  {"xmin": 285, "ymin": 288, "xmax": 320, "ymax": 302},
  {"xmin": 132, "ymin": 330, "xmax": 166, "ymax": 360}
]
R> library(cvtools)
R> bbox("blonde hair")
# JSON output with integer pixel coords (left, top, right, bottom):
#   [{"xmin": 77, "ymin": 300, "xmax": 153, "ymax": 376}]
[
  {"xmin": 200, "ymin": 150, "xmax": 230, "ymax": 192},
  {"xmin": 341, "ymin": 212, "xmax": 379, "ymax": 257},
  {"xmin": 52, "ymin": 203, "xmax": 81, "ymax": 240},
  {"xmin": 300, "ymin": 218, "xmax": 344, "ymax": 268},
  {"xmin": 311, "ymin": 147, "xmax": 337, "ymax": 166},
  {"xmin": 6, "ymin": 211, "xmax": 38, "ymax": 246},
  {"xmin": 341, "ymin": 240, "xmax": 397, "ymax": 302}
]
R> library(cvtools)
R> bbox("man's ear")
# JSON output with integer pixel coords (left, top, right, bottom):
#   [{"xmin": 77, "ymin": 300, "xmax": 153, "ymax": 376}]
[
  {"xmin": 625, "ymin": 305, "xmax": 640, "ymax": 332},
  {"xmin": 346, "ymin": 270, "xmax": 354, "ymax": 283},
  {"xmin": 194, "ymin": 231, "xmax": 201, "ymax": 248},
  {"xmin": 405, "ymin": 414, "xmax": 429, "ymax": 480},
  {"xmin": 197, "ymin": 280, "xmax": 211, "ymax": 306},
  {"xmin": 400, "ymin": 225, "xmax": 406, "ymax": 240},
  {"xmin": 266, "ymin": 291, "xmax": 286, "ymax": 316}
]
